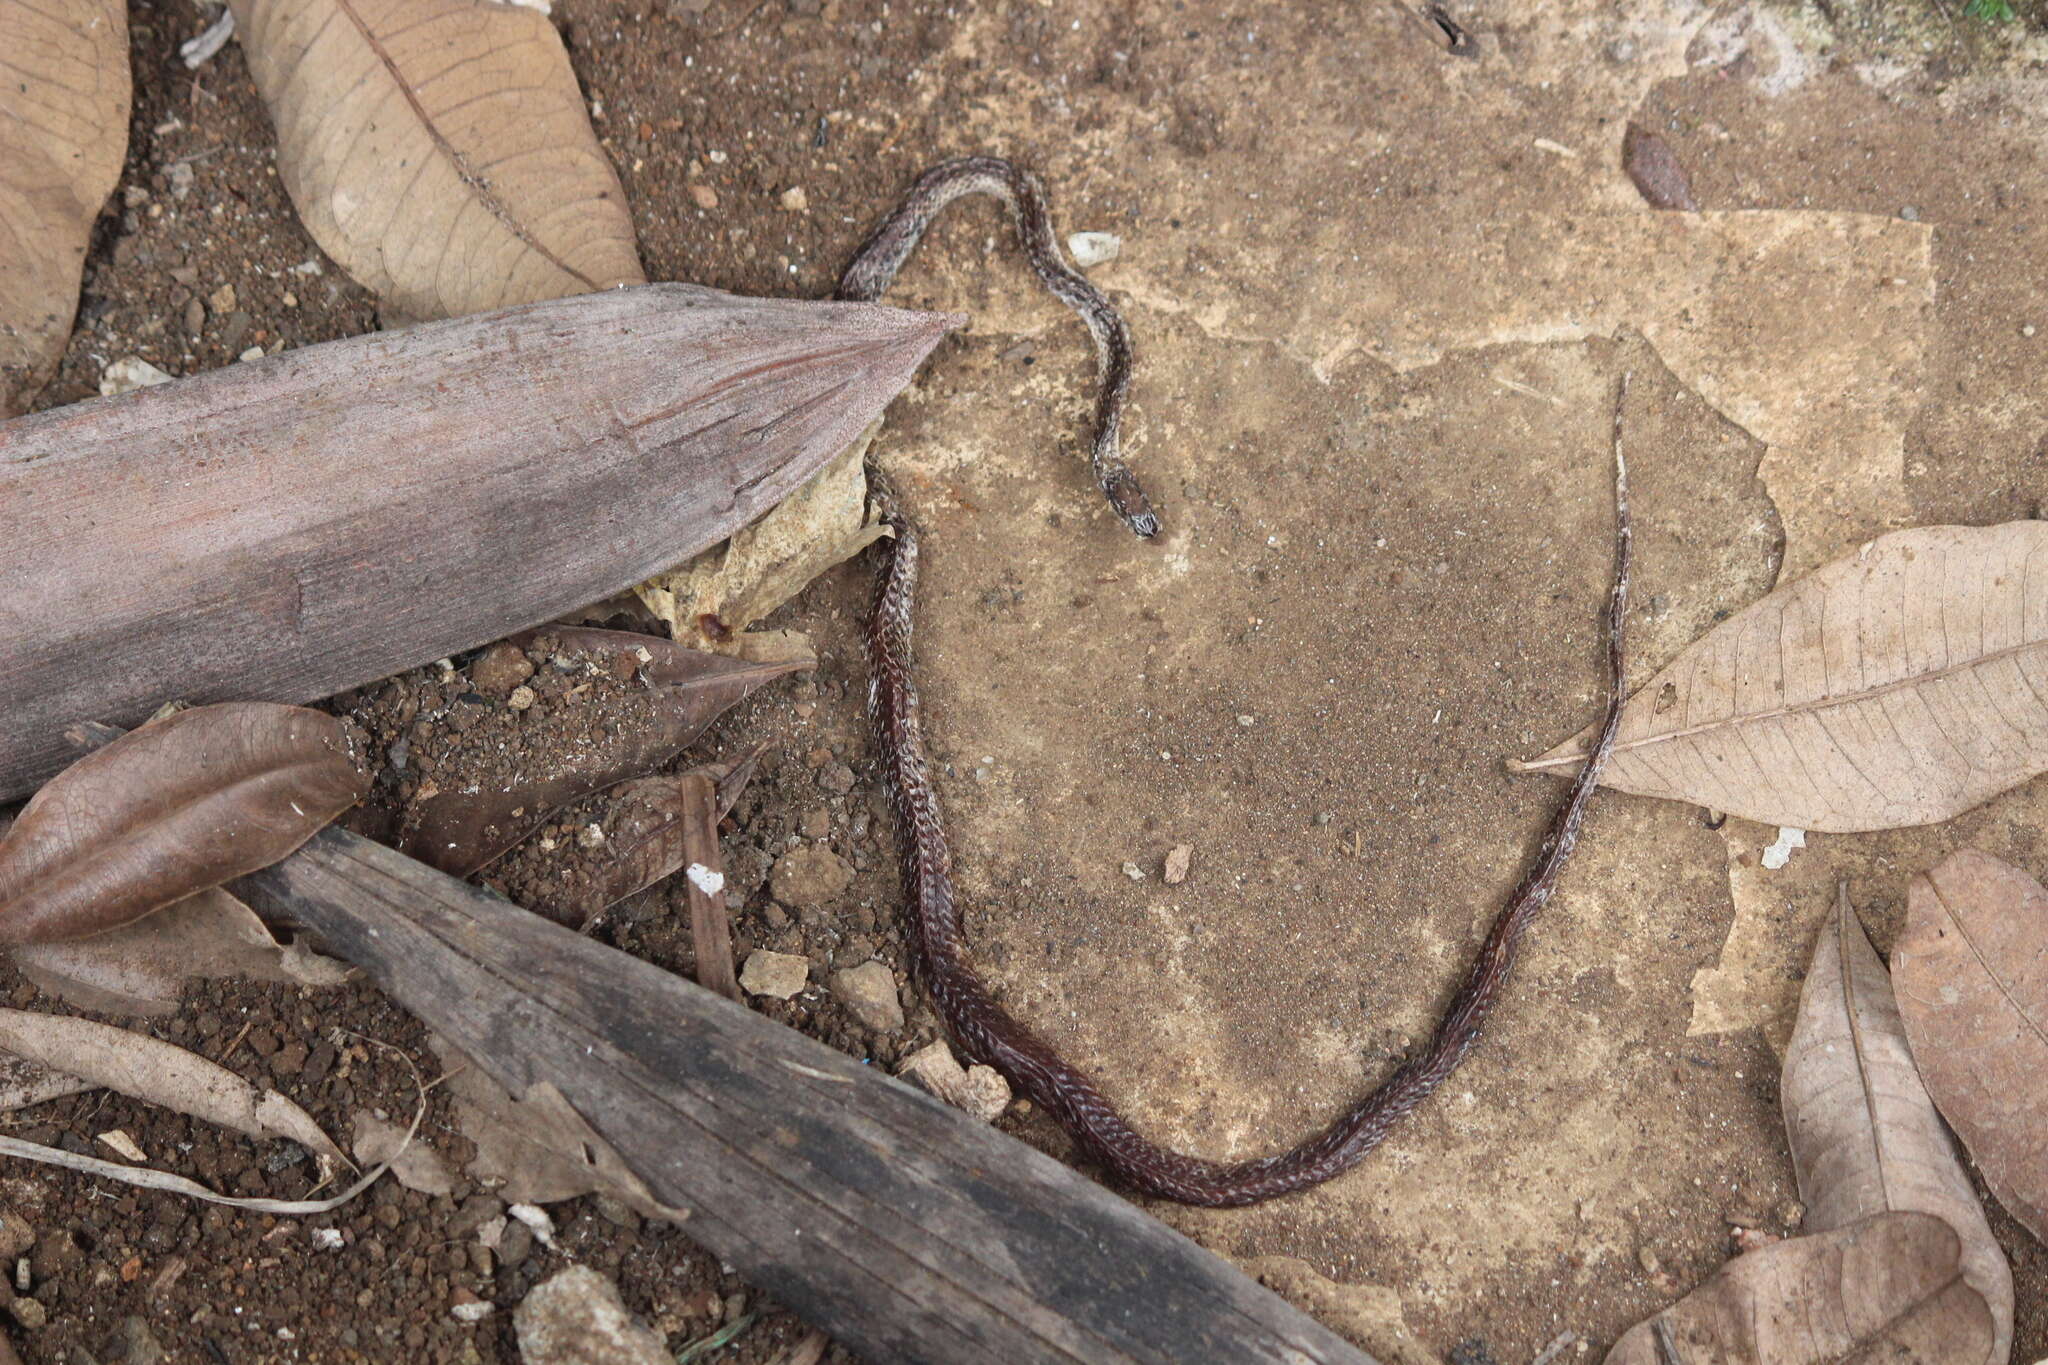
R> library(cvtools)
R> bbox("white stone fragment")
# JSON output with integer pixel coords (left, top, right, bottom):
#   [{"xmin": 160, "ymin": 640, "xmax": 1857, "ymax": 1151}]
[
  {"xmin": 686, "ymin": 862, "xmax": 726, "ymax": 896},
  {"xmin": 1761, "ymin": 827, "xmax": 1806, "ymax": 870},
  {"xmin": 1068, "ymin": 231, "xmax": 1122, "ymax": 268},
  {"xmin": 99, "ymin": 357, "xmax": 174, "ymax": 396}
]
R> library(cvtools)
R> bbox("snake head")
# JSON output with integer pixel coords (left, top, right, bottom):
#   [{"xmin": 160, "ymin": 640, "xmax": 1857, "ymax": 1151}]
[{"xmin": 1103, "ymin": 469, "xmax": 1161, "ymax": 540}]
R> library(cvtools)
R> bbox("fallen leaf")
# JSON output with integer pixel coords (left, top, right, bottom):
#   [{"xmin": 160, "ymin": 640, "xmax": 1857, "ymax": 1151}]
[
  {"xmin": 434, "ymin": 1038, "xmax": 681, "ymax": 1216},
  {"xmin": 401, "ymin": 630, "xmax": 798, "ymax": 875},
  {"xmin": 1779, "ymin": 885, "xmax": 2010, "ymax": 1361},
  {"xmin": 491, "ymin": 748, "xmax": 762, "ymax": 926},
  {"xmin": 0, "ymin": 1049, "xmax": 91, "ymax": 1112},
  {"xmin": 12, "ymin": 887, "xmax": 350, "ymax": 1017},
  {"xmin": 352, "ymin": 1110, "xmax": 453, "ymax": 1196},
  {"xmin": 0, "ymin": 704, "xmax": 369, "ymax": 944},
  {"xmin": 1517, "ymin": 522, "xmax": 2048, "ymax": 832},
  {"xmin": 638, "ymin": 425, "xmax": 889, "ymax": 651},
  {"xmin": 1620, "ymin": 124, "xmax": 1698, "ymax": 212},
  {"xmin": 230, "ymin": 0, "xmax": 643, "ymax": 318},
  {"xmin": 1896, "ymin": 849, "xmax": 2048, "ymax": 1243},
  {"xmin": 0, "ymin": 1008, "xmax": 346, "ymax": 1167},
  {"xmin": 1, "ymin": 286, "xmax": 955, "ymax": 801},
  {"xmin": 0, "ymin": 0, "xmax": 129, "ymax": 415},
  {"xmin": 1602, "ymin": 1211, "xmax": 1992, "ymax": 1364}
]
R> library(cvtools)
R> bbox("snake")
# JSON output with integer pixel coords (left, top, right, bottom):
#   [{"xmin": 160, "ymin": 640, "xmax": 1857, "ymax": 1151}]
[{"xmin": 836, "ymin": 156, "xmax": 1632, "ymax": 1208}]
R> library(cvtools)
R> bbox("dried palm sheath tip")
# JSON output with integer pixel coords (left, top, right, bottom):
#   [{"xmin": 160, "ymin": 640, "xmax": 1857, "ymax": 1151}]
[
  {"xmin": 0, "ymin": 287, "xmax": 956, "ymax": 801},
  {"xmin": 843, "ymin": 156, "xmax": 1633, "ymax": 1207}
]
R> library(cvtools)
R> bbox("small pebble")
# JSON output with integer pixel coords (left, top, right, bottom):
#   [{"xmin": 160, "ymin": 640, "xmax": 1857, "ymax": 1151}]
[
  {"xmin": 1237, "ymin": 714, "xmax": 1256, "ymax": 727},
  {"xmin": 1164, "ymin": 844, "xmax": 1193, "ymax": 884},
  {"xmin": 507, "ymin": 685, "xmax": 536, "ymax": 710},
  {"xmin": 689, "ymin": 183, "xmax": 719, "ymax": 210},
  {"xmin": 1900, "ymin": 205, "xmax": 1921, "ymax": 222},
  {"xmin": 183, "ymin": 297, "xmax": 205, "ymax": 333},
  {"xmin": 1067, "ymin": 231, "xmax": 1121, "ymax": 267},
  {"xmin": 208, "ymin": 282, "xmax": 237, "ymax": 313},
  {"xmin": 780, "ymin": 186, "xmax": 809, "ymax": 212},
  {"xmin": 829, "ymin": 960, "xmax": 905, "ymax": 1031},
  {"xmin": 1122, "ymin": 861, "xmax": 1145, "ymax": 881},
  {"xmin": 740, "ymin": 950, "xmax": 809, "ymax": 999},
  {"xmin": 577, "ymin": 823, "xmax": 606, "ymax": 850}
]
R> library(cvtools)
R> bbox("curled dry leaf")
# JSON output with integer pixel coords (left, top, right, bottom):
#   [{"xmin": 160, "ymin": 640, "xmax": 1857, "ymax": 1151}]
[
  {"xmin": 12, "ymin": 887, "xmax": 350, "ymax": 1018},
  {"xmin": 1, "ymin": 286, "xmax": 954, "ymax": 801},
  {"xmin": 1518, "ymin": 523, "xmax": 2048, "ymax": 832},
  {"xmin": 1620, "ymin": 123, "xmax": 1698, "ymax": 212},
  {"xmin": 401, "ymin": 630, "xmax": 800, "ymax": 876},
  {"xmin": 229, "ymin": 0, "xmax": 643, "ymax": 318},
  {"xmin": 1896, "ymin": 849, "xmax": 2048, "ymax": 1243},
  {"xmin": 1603, "ymin": 1211, "xmax": 1992, "ymax": 1365},
  {"xmin": 0, "ymin": 0, "xmax": 129, "ymax": 416},
  {"xmin": 638, "ymin": 426, "xmax": 890, "ymax": 652},
  {"xmin": 0, "ymin": 1008, "xmax": 346, "ymax": 1167},
  {"xmin": 0, "ymin": 704, "xmax": 369, "ymax": 945},
  {"xmin": 491, "ymin": 749, "xmax": 762, "ymax": 927},
  {"xmin": 1780, "ymin": 886, "xmax": 2010, "ymax": 1362}
]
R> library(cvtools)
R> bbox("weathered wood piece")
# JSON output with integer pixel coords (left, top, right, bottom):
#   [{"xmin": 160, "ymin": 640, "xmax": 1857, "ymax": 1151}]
[
  {"xmin": 236, "ymin": 828, "xmax": 1375, "ymax": 1365},
  {"xmin": 677, "ymin": 771, "xmax": 741, "ymax": 1001},
  {"xmin": 0, "ymin": 285, "xmax": 955, "ymax": 799}
]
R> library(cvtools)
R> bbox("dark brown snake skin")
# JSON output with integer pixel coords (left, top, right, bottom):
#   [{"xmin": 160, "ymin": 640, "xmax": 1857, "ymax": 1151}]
[{"xmin": 837, "ymin": 156, "xmax": 1633, "ymax": 1207}]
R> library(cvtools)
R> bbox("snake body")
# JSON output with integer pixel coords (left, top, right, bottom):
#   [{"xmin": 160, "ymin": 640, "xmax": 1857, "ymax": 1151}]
[{"xmin": 838, "ymin": 157, "xmax": 1631, "ymax": 1207}]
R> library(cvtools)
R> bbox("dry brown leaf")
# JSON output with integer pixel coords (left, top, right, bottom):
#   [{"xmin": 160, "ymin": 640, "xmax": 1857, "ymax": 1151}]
[
  {"xmin": 1518, "ymin": 522, "xmax": 2048, "ymax": 832},
  {"xmin": 229, "ymin": 0, "xmax": 643, "ymax": 318},
  {"xmin": 11, "ymin": 888, "xmax": 349, "ymax": 1018},
  {"xmin": 1602, "ymin": 1211, "xmax": 1993, "ymax": 1364},
  {"xmin": 400, "ymin": 629, "xmax": 800, "ymax": 875},
  {"xmin": 1779, "ymin": 885, "xmax": 2011, "ymax": 1361},
  {"xmin": 1896, "ymin": 849, "xmax": 2048, "ymax": 1243},
  {"xmin": 433, "ymin": 1036, "xmax": 683, "ymax": 1218},
  {"xmin": 0, "ymin": 1009, "xmax": 346, "ymax": 1166},
  {"xmin": 352, "ymin": 1110, "xmax": 453, "ymax": 1196},
  {"xmin": 0, "ymin": 705, "xmax": 369, "ymax": 944},
  {"xmin": 493, "ymin": 749, "xmax": 761, "ymax": 927},
  {"xmin": 638, "ymin": 424, "xmax": 889, "ymax": 651},
  {"xmin": 0, "ymin": 0, "xmax": 129, "ymax": 416},
  {"xmin": 0, "ymin": 1049, "xmax": 91, "ymax": 1112}
]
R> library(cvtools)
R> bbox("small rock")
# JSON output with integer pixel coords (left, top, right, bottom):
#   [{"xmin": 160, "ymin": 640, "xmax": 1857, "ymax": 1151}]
[
  {"xmin": 818, "ymin": 761, "xmax": 856, "ymax": 795},
  {"xmin": 577, "ymin": 822, "xmax": 607, "ymax": 850},
  {"xmin": 166, "ymin": 162, "xmax": 194, "ymax": 199},
  {"xmin": 207, "ymin": 282, "xmax": 237, "ymax": 313},
  {"xmin": 740, "ymin": 949, "xmax": 809, "ymax": 1000},
  {"xmin": 497, "ymin": 1219, "xmax": 535, "ymax": 1268},
  {"xmin": 1121, "ymin": 861, "xmax": 1144, "ymax": 881},
  {"xmin": 514, "ymin": 1266, "xmax": 668, "ymax": 1365},
  {"xmin": 1067, "ymin": 231, "xmax": 1121, "ymax": 267},
  {"xmin": 99, "ymin": 356, "xmax": 174, "ymax": 396},
  {"xmin": 447, "ymin": 1194, "xmax": 505, "ymax": 1240},
  {"xmin": 688, "ymin": 182, "xmax": 719, "ymax": 210},
  {"xmin": 1900, "ymin": 205, "xmax": 1921, "ymax": 222},
  {"xmin": 116, "ymin": 1314, "xmax": 166, "ymax": 1364},
  {"xmin": 1164, "ymin": 844, "xmax": 1193, "ymax": 885},
  {"xmin": 7, "ymin": 1297, "xmax": 44, "ymax": 1330},
  {"xmin": 1237, "ymin": 713, "xmax": 1256, "ymax": 727},
  {"xmin": 507, "ymin": 684, "xmax": 536, "ymax": 711},
  {"xmin": 182, "ymin": 297, "xmax": 204, "ymax": 334},
  {"xmin": 237, "ymin": 345, "xmax": 266, "ymax": 363},
  {"xmin": 829, "ymin": 961, "xmax": 905, "ymax": 1031},
  {"xmin": 0, "ymin": 1213, "xmax": 33, "ymax": 1262},
  {"xmin": 897, "ymin": 1040, "xmax": 1011, "ymax": 1121},
  {"xmin": 779, "ymin": 185, "xmax": 809, "ymax": 212},
  {"xmin": 450, "ymin": 1288, "xmax": 492, "ymax": 1323},
  {"xmin": 471, "ymin": 642, "xmax": 536, "ymax": 695},
  {"xmin": 770, "ymin": 846, "xmax": 853, "ymax": 907}
]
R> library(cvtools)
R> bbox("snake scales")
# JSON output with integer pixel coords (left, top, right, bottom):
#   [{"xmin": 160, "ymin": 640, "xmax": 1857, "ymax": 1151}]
[{"xmin": 836, "ymin": 156, "xmax": 1631, "ymax": 1208}]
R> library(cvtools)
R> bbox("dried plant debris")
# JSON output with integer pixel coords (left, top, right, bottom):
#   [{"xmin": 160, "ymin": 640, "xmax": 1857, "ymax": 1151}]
[
  {"xmin": 1603, "ymin": 1211, "xmax": 1995, "ymax": 1364},
  {"xmin": 0, "ymin": 704, "xmax": 368, "ymax": 945},
  {"xmin": 12, "ymin": 887, "xmax": 348, "ymax": 1018},
  {"xmin": 378, "ymin": 628, "xmax": 802, "ymax": 876},
  {"xmin": 0, "ymin": 1009, "xmax": 346, "ymax": 1169},
  {"xmin": 488, "ymin": 750, "xmax": 761, "ymax": 929},
  {"xmin": 1896, "ymin": 850, "xmax": 2048, "ymax": 1243},
  {"xmin": 0, "ymin": 286, "xmax": 952, "ymax": 801},
  {"xmin": 1621, "ymin": 124, "xmax": 1699, "ymax": 212},
  {"xmin": 1780, "ymin": 886, "xmax": 2011, "ymax": 1360},
  {"xmin": 228, "ymin": 0, "xmax": 644, "ymax": 318},
  {"xmin": 0, "ymin": 0, "xmax": 129, "ymax": 416},
  {"xmin": 1519, "ymin": 523, "xmax": 2048, "ymax": 832},
  {"xmin": 638, "ymin": 428, "xmax": 890, "ymax": 653}
]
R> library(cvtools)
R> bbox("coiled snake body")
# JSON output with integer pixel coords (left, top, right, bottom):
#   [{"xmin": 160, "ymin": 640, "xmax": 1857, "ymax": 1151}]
[{"xmin": 837, "ymin": 157, "xmax": 1631, "ymax": 1208}]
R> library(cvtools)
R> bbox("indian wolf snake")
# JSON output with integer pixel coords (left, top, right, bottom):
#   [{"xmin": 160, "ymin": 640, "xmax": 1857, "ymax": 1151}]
[{"xmin": 835, "ymin": 156, "xmax": 1631, "ymax": 1207}]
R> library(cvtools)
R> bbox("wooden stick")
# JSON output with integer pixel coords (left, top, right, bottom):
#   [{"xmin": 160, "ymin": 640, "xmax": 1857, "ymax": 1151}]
[
  {"xmin": 235, "ymin": 829, "xmax": 1374, "ymax": 1365},
  {"xmin": 678, "ymin": 772, "xmax": 741, "ymax": 1001}
]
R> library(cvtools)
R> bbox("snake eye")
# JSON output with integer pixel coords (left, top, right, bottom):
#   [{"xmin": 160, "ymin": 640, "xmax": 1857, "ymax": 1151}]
[{"xmin": 1103, "ymin": 471, "xmax": 1161, "ymax": 539}]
